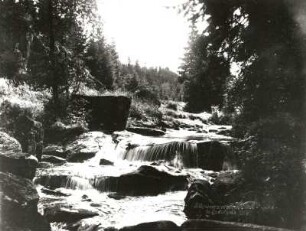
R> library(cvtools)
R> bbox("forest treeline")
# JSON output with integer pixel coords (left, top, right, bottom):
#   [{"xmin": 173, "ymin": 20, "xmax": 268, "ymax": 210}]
[
  {"xmin": 0, "ymin": 0, "xmax": 183, "ymax": 104},
  {"xmin": 0, "ymin": 0, "xmax": 305, "ymax": 229},
  {"xmin": 181, "ymin": 0, "xmax": 306, "ymax": 229}
]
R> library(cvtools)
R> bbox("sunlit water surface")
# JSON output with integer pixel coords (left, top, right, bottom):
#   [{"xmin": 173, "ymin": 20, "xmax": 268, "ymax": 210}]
[{"xmin": 36, "ymin": 125, "xmax": 232, "ymax": 230}]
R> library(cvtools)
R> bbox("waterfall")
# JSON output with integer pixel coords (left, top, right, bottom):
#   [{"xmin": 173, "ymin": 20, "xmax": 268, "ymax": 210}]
[
  {"xmin": 65, "ymin": 176, "xmax": 93, "ymax": 190},
  {"xmin": 35, "ymin": 175, "xmax": 93, "ymax": 190},
  {"xmin": 121, "ymin": 141, "xmax": 198, "ymax": 168}
]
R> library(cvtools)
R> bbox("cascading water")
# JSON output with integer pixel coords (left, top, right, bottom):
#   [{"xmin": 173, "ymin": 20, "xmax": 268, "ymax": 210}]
[
  {"xmin": 35, "ymin": 122, "xmax": 234, "ymax": 230},
  {"xmin": 66, "ymin": 176, "xmax": 93, "ymax": 190},
  {"xmin": 121, "ymin": 141, "xmax": 199, "ymax": 168}
]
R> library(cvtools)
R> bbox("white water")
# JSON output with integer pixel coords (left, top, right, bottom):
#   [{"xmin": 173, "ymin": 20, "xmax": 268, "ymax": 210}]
[{"xmin": 36, "ymin": 123, "xmax": 233, "ymax": 230}]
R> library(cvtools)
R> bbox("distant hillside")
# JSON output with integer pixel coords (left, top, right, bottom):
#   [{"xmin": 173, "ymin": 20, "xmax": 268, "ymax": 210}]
[{"xmin": 116, "ymin": 63, "xmax": 183, "ymax": 101}]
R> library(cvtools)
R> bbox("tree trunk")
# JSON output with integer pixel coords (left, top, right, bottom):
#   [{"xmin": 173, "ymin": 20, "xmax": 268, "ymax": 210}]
[{"xmin": 48, "ymin": 0, "xmax": 59, "ymax": 107}]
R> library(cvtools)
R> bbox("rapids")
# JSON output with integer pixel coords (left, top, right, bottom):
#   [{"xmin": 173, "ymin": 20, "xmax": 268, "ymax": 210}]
[{"xmin": 35, "ymin": 112, "xmax": 234, "ymax": 230}]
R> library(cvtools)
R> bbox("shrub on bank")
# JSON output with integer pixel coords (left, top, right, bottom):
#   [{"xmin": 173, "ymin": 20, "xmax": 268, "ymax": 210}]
[
  {"xmin": 0, "ymin": 78, "xmax": 50, "ymax": 133},
  {"xmin": 129, "ymin": 97, "xmax": 162, "ymax": 124},
  {"xmin": 0, "ymin": 78, "xmax": 50, "ymax": 119},
  {"xmin": 233, "ymin": 114, "xmax": 306, "ymax": 229}
]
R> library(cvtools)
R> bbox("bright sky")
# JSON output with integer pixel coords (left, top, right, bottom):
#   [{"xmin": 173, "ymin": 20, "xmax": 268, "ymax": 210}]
[{"xmin": 97, "ymin": 0, "xmax": 191, "ymax": 73}]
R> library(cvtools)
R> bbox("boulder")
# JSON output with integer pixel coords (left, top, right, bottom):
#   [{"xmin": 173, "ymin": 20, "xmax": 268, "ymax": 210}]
[
  {"xmin": 184, "ymin": 180, "xmax": 214, "ymax": 219},
  {"xmin": 0, "ymin": 172, "xmax": 50, "ymax": 231},
  {"xmin": 0, "ymin": 131, "xmax": 38, "ymax": 179},
  {"xmin": 65, "ymin": 132, "xmax": 108, "ymax": 163},
  {"xmin": 0, "ymin": 100, "xmax": 44, "ymax": 160},
  {"xmin": 108, "ymin": 193, "xmax": 126, "ymax": 200},
  {"xmin": 197, "ymin": 141, "xmax": 229, "ymax": 171},
  {"xmin": 43, "ymin": 144, "xmax": 66, "ymax": 158},
  {"xmin": 126, "ymin": 127, "xmax": 165, "ymax": 136},
  {"xmin": 44, "ymin": 122, "xmax": 87, "ymax": 144},
  {"xmin": 41, "ymin": 187, "xmax": 71, "ymax": 197},
  {"xmin": 14, "ymin": 115, "xmax": 44, "ymax": 161},
  {"xmin": 0, "ymin": 130, "xmax": 22, "ymax": 152},
  {"xmin": 119, "ymin": 221, "xmax": 180, "ymax": 231},
  {"xmin": 183, "ymin": 172, "xmax": 263, "ymax": 222},
  {"xmin": 181, "ymin": 219, "xmax": 291, "ymax": 231},
  {"xmin": 99, "ymin": 158, "xmax": 114, "ymax": 166},
  {"xmin": 71, "ymin": 95, "xmax": 131, "ymax": 131},
  {"xmin": 67, "ymin": 151, "xmax": 96, "ymax": 162},
  {"xmin": 43, "ymin": 203, "xmax": 99, "ymax": 223},
  {"xmin": 41, "ymin": 155, "xmax": 67, "ymax": 164},
  {"xmin": 92, "ymin": 165, "xmax": 188, "ymax": 196}
]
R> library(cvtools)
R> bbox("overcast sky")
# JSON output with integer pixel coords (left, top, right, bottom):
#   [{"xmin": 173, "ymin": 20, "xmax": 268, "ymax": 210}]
[{"xmin": 97, "ymin": 0, "xmax": 191, "ymax": 73}]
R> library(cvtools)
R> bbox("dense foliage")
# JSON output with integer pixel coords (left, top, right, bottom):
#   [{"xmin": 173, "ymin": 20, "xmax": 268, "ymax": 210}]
[
  {"xmin": 0, "ymin": 0, "xmax": 182, "ymax": 123},
  {"xmin": 116, "ymin": 62, "xmax": 183, "ymax": 101},
  {"xmin": 180, "ymin": 26, "xmax": 229, "ymax": 112},
  {"xmin": 182, "ymin": 0, "xmax": 306, "ymax": 228}
]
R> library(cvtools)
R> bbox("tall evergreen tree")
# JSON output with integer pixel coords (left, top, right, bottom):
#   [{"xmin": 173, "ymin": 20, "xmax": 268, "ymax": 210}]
[
  {"xmin": 180, "ymin": 26, "xmax": 230, "ymax": 112},
  {"xmin": 182, "ymin": 0, "xmax": 306, "ymax": 228}
]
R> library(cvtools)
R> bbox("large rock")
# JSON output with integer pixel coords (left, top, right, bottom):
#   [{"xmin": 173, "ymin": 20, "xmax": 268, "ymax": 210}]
[
  {"xmin": 44, "ymin": 203, "xmax": 99, "ymax": 223},
  {"xmin": 0, "ymin": 172, "xmax": 50, "ymax": 231},
  {"xmin": 43, "ymin": 144, "xmax": 66, "ymax": 158},
  {"xmin": 99, "ymin": 158, "xmax": 114, "ymax": 166},
  {"xmin": 71, "ymin": 95, "xmax": 131, "ymax": 131},
  {"xmin": 197, "ymin": 141, "xmax": 230, "ymax": 171},
  {"xmin": 41, "ymin": 187, "xmax": 71, "ymax": 197},
  {"xmin": 0, "ymin": 100, "xmax": 44, "ymax": 160},
  {"xmin": 65, "ymin": 132, "xmax": 108, "ymax": 162},
  {"xmin": 184, "ymin": 172, "xmax": 244, "ymax": 218},
  {"xmin": 184, "ymin": 180, "xmax": 214, "ymax": 219},
  {"xmin": 92, "ymin": 165, "xmax": 188, "ymax": 196},
  {"xmin": 0, "ymin": 131, "xmax": 38, "ymax": 179},
  {"xmin": 181, "ymin": 219, "xmax": 291, "ymax": 231},
  {"xmin": 14, "ymin": 115, "xmax": 44, "ymax": 161},
  {"xmin": 119, "ymin": 221, "xmax": 180, "ymax": 231},
  {"xmin": 184, "ymin": 172, "xmax": 267, "ymax": 223}
]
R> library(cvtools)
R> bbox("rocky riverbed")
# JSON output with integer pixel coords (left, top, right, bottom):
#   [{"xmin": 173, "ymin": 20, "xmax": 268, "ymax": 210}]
[{"xmin": 1, "ymin": 100, "xmax": 291, "ymax": 231}]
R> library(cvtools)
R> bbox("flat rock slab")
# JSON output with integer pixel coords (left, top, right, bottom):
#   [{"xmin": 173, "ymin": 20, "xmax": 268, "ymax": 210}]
[
  {"xmin": 127, "ymin": 127, "xmax": 165, "ymax": 136},
  {"xmin": 65, "ymin": 132, "xmax": 110, "ymax": 163},
  {"xmin": 92, "ymin": 165, "xmax": 188, "ymax": 196},
  {"xmin": 119, "ymin": 221, "xmax": 180, "ymax": 231},
  {"xmin": 43, "ymin": 145, "xmax": 66, "ymax": 158},
  {"xmin": 41, "ymin": 155, "xmax": 67, "ymax": 164},
  {"xmin": 41, "ymin": 187, "xmax": 71, "ymax": 197},
  {"xmin": 44, "ymin": 204, "xmax": 99, "ymax": 222}
]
